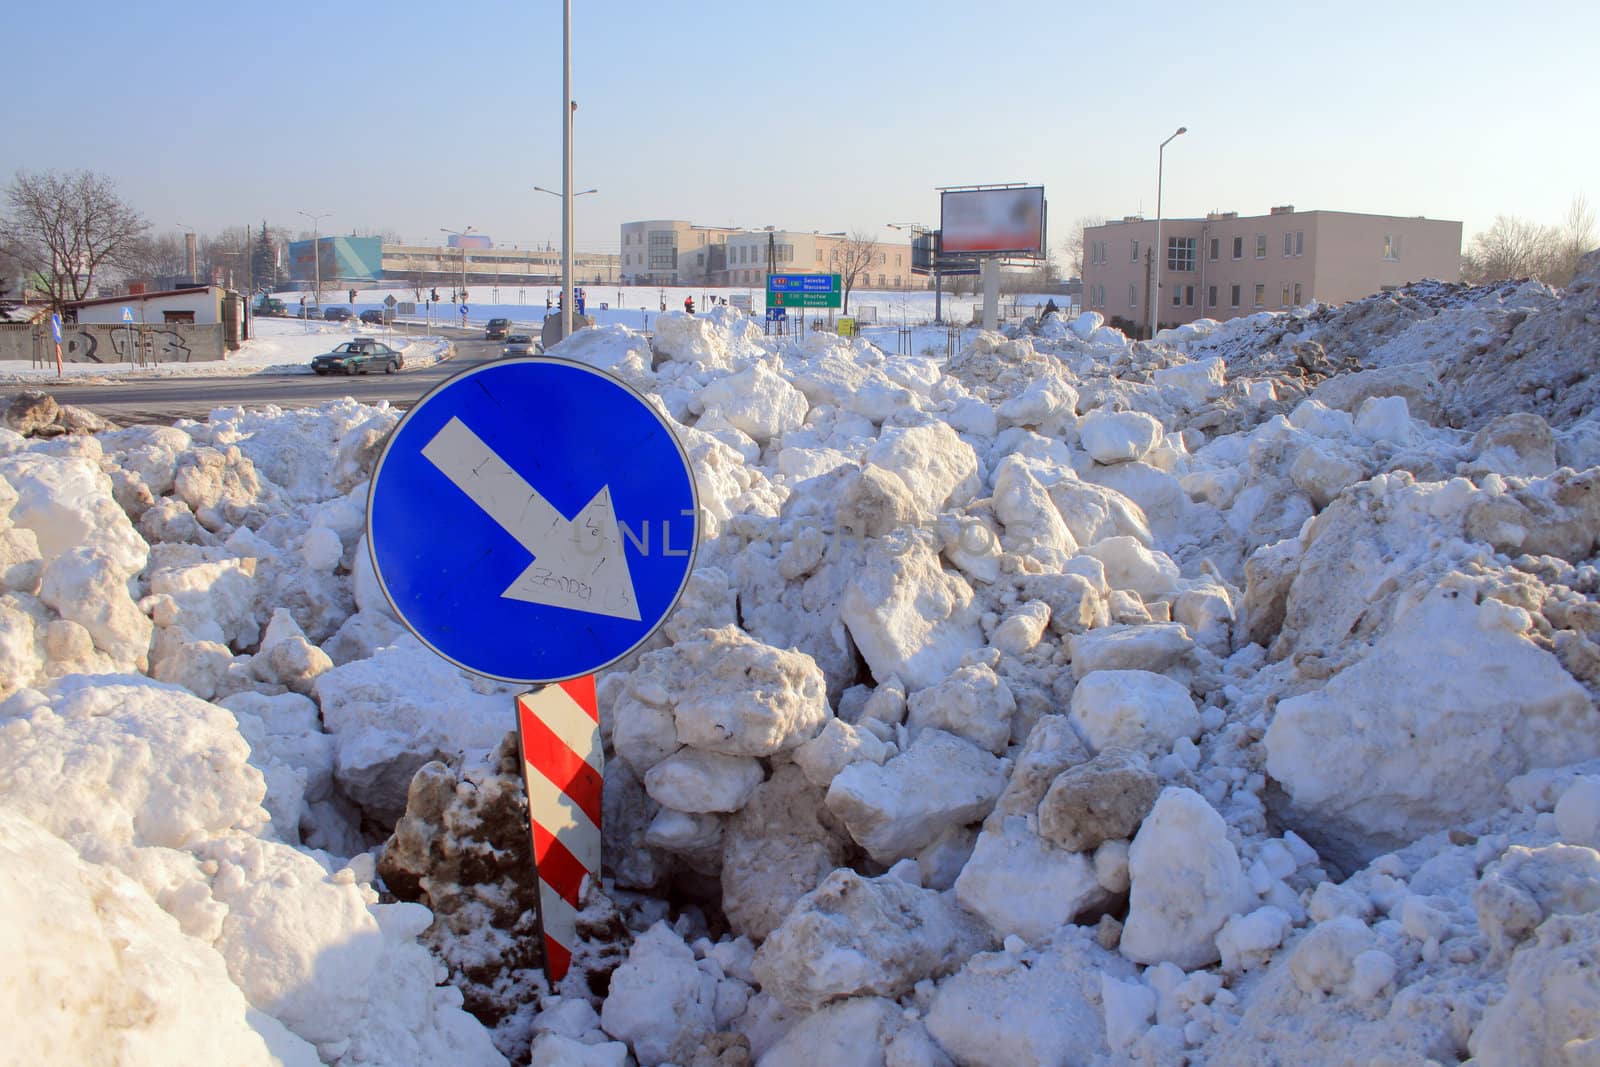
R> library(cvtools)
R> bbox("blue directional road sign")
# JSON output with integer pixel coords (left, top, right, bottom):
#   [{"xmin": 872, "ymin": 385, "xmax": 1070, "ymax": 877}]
[
  {"xmin": 49, "ymin": 314, "xmax": 62, "ymax": 342},
  {"xmin": 367, "ymin": 358, "xmax": 701, "ymax": 683}
]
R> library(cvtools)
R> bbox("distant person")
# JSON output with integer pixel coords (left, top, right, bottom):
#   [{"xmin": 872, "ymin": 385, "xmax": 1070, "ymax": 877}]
[
  {"xmin": 685, "ymin": 296, "xmax": 695, "ymax": 314},
  {"xmin": 660, "ymin": 299, "xmax": 666, "ymax": 312},
  {"xmin": 546, "ymin": 296, "xmax": 552, "ymax": 312}
]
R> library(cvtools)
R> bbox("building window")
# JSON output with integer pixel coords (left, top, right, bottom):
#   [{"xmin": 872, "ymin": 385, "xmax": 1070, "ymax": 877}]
[
  {"xmin": 1208, "ymin": 285, "xmax": 1218, "ymax": 307},
  {"xmin": 1129, "ymin": 284, "xmax": 1137, "ymax": 308},
  {"xmin": 1280, "ymin": 284, "xmax": 1291, "ymax": 307},
  {"xmin": 1383, "ymin": 234, "xmax": 1401, "ymax": 260},
  {"xmin": 1284, "ymin": 232, "xmax": 1293, "ymax": 256},
  {"xmin": 1209, "ymin": 237, "xmax": 1219, "ymax": 261},
  {"xmin": 1296, "ymin": 231, "xmax": 1305, "ymax": 256},
  {"xmin": 1167, "ymin": 236, "xmax": 1196, "ymax": 272},
  {"xmin": 1232, "ymin": 236, "xmax": 1243, "ymax": 260},
  {"xmin": 1294, "ymin": 282, "xmax": 1303, "ymax": 304},
  {"xmin": 1186, "ymin": 285, "xmax": 1195, "ymax": 306},
  {"xmin": 1255, "ymin": 235, "xmax": 1267, "ymax": 259},
  {"xmin": 1131, "ymin": 239, "xmax": 1140, "ymax": 262},
  {"xmin": 1230, "ymin": 284, "xmax": 1241, "ymax": 307},
  {"xmin": 1172, "ymin": 286, "xmax": 1181, "ymax": 306},
  {"xmin": 1254, "ymin": 283, "xmax": 1265, "ymax": 307}
]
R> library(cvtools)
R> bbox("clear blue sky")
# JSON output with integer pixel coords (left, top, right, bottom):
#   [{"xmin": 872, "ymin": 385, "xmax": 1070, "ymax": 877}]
[{"xmin": 8, "ymin": 0, "xmax": 1596, "ymax": 261}]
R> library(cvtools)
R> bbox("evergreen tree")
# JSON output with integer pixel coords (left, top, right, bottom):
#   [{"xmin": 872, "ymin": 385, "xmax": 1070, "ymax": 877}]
[{"xmin": 251, "ymin": 220, "xmax": 279, "ymax": 291}]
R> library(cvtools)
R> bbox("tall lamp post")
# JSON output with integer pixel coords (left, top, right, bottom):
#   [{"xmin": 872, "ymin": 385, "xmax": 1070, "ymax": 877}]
[
  {"xmin": 534, "ymin": 185, "xmax": 595, "ymax": 318},
  {"xmin": 1150, "ymin": 126, "xmax": 1186, "ymax": 340},
  {"xmin": 297, "ymin": 210, "xmax": 330, "ymax": 307},
  {"xmin": 439, "ymin": 227, "xmax": 476, "ymax": 305},
  {"xmin": 887, "ymin": 222, "xmax": 941, "ymax": 324}
]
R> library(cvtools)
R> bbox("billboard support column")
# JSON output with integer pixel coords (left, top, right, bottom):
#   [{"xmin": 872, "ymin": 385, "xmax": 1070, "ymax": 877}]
[{"xmin": 981, "ymin": 259, "xmax": 999, "ymax": 332}]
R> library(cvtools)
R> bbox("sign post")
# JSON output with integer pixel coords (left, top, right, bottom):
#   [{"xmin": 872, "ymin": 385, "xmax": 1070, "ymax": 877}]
[
  {"xmin": 367, "ymin": 358, "xmax": 700, "ymax": 984},
  {"xmin": 49, "ymin": 314, "xmax": 63, "ymax": 376}
]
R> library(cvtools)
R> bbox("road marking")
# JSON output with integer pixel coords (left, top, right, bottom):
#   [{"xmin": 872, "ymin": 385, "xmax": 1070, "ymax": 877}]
[{"xmin": 422, "ymin": 416, "xmax": 641, "ymax": 621}]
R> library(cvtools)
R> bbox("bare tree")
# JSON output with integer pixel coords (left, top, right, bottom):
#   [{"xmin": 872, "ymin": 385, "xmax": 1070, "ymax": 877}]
[
  {"xmin": 1553, "ymin": 194, "xmax": 1597, "ymax": 285},
  {"xmin": 1462, "ymin": 197, "xmax": 1597, "ymax": 288},
  {"xmin": 830, "ymin": 230, "xmax": 880, "ymax": 316},
  {"xmin": 120, "ymin": 232, "xmax": 190, "ymax": 282},
  {"xmin": 1, "ymin": 170, "xmax": 148, "ymax": 307},
  {"xmin": 1063, "ymin": 214, "xmax": 1104, "ymax": 279}
]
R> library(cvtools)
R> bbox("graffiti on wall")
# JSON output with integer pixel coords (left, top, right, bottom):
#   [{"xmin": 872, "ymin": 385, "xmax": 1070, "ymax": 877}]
[
  {"xmin": 59, "ymin": 328, "xmax": 193, "ymax": 364},
  {"xmin": 0, "ymin": 323, "xmax": 222, "ymax": 362}
]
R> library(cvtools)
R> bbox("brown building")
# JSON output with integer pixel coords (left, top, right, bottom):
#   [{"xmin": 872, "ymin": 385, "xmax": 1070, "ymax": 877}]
[{"xmin": 1082, "ymin": 207, "xmax": 1462, "ymax": 334}]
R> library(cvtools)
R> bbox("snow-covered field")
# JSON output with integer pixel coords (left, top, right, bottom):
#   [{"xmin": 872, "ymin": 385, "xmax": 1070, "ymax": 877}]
[{"xmin": 3, "ymin": 255, "xmax": 1600, "ymax": 1065}]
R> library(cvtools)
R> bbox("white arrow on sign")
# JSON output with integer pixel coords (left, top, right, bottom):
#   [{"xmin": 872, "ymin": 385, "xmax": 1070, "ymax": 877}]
[{"xmin": 422, "ymin": 416, "xmax": 641, "ymax": 621}]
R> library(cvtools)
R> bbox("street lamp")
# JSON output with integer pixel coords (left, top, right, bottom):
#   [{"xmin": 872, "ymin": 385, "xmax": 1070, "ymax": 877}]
[
  {"xmin": 534, "ymin": 186, "xmax": 596, "ymax": 316},
  {"xmin": 1150, "ymin": 126, "xmax": 1186, "ymax": 340},
  {"xmin": 559, "ymin": 0, "xmax": 576, "ymax": 338},
  {"xmin": 440, "ymin": 227, "xmax": 475, "ymax": 310},
  {"xmin": 888, "ymin": 222, "xmax": 941, "ymax": 324},
  {"xmin": 297, "ymin": 210, "xmax": 331, "ymax": 307}
]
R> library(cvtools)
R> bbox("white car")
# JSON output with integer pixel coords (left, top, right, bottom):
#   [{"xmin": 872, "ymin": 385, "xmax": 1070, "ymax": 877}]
[{"xmin": 501, "ymin": 334, "xmax": 539, "ymax": 358}]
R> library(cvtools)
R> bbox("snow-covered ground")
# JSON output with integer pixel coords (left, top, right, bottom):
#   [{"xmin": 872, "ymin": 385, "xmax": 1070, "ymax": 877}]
[
  {"xmin": 0, "ymin": 285, "xmax": 1040, "ymax": 387},
  {"xmin": 3, "ymin": 256, "xmax": 1600, "ymax": 1065},
  {"xmin": 0, "ymin": 318, "xmax": 456, "ymax": 385}
]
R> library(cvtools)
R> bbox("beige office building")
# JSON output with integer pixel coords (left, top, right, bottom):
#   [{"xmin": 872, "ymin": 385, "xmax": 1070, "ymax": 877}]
[
  {"xmin": 1081, "ymin": 207, "xmax": 1462, "ymax": 334},
  {"xmin": 381, "ymin": 244, "xmax": 619, "ymax": 287},
  {"xmin": 621, "ymin": 221, "xmax": 918, "ymax": 289},
  {"xmin": 619, "ymin": 221, "xmax": 739, "ymax": 286}
]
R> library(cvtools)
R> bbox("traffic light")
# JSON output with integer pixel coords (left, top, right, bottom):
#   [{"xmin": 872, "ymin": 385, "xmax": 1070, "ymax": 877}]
[
  {"xmin": 348, "ymin": 289, "xmax": 356, "ymax": 304},
  {"xmin": 431, "ymin": 288, "xmax": 440, "ymax": 303}
]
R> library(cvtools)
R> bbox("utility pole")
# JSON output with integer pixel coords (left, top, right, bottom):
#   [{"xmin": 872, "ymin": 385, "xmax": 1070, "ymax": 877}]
[
  {"xmin": 561, "ymin": 0, "xmax": 574, "ymax": 339},
  {"xmin": 298, "ymin": 210, "xmax": 330, "ymax": 307}
]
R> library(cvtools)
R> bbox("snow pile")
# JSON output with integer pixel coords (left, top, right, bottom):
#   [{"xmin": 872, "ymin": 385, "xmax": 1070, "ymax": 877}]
[{"xmin": 4, "ymin": 252, "xmax": 1600, "ymax": 1065}]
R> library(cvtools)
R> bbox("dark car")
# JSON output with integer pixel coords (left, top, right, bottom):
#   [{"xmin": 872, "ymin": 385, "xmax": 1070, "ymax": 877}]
[
  {"xmin": 485, "ymin": 317, "xmax": 512, "ymax": 340},
  {"xmin": 324, "ymin": 307, "xmax": 354, "ymax": 322},
  {"xmin": 311, "ymin": 339, "xmax": 404, "ymax": 376},
  {"xmin": 501, "ymin": 334, "xmax": 538, "ymax": 358},
  {"xmin": 298, "ymin": 303, "xmax": 318, "ymax": 318},
  {"xmin": 358, "ymin": 309, "xmax": 392, "ymax": 325}
]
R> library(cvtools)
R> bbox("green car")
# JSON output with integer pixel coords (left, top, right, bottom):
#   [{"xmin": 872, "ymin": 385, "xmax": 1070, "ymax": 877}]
[{"xmin": 311, "ymin": 339, "xmax": 404, "ymax": 375}]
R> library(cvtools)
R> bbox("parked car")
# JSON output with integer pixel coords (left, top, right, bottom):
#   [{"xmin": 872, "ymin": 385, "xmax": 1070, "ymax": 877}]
[
  {"xmin": 298, "ymin": 303, "xmax": 318, "ymax": 319},
  {"xmin": 254, "ymin": 296, "xmax": 287, "ymax": 316},
  {"xmin": 311, "ymin": 339, "xmax": 404, "ymax": 376},
  {"xmin": 359, "ymin": 309, "xmax": 392, "ymax": 325},
  {"xmin": 485, "ymin": 317, "xmax": 512, "ymax": 340},
  {"xmin": 324, "ymin": 307, "xmax": 354, "ymax": 322},
  {"xmin": 501, "ymin": 334, "xmax": 538, "ymax": 358}
]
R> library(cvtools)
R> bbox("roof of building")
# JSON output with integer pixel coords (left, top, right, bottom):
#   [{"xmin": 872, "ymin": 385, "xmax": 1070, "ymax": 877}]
[{"xmin": 63, "ymin": 285, "xmax": 227, "ymax": 310}]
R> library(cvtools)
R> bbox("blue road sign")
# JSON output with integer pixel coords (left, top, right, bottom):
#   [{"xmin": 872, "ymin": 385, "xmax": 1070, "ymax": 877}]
[
  {"xmin": 460, "ymin": 305, "xmax": 469, "ymax": 316},
  {"xmin": 765, "ymin": 306, "xmax": 787, "ymax": 322},
  {"xmin": 121, "ymin": 307, "xmax": 135, "ymax": 323},
  {"xmin": 49, "ymin": 314, "xmax": 62, "ymax": 342},
  {"xmin": 367, "ymin": 358, "xmax": 701, "ymax": 684},
  {"xmin": 768, "ymin": 273, "xmax": 840, "ymax": 293}
]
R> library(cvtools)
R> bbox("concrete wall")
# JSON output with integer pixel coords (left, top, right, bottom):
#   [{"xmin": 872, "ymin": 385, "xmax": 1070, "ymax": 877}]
[{"xmin": 0, "ymin": 323, "xmax": 226, "ymax": 363}]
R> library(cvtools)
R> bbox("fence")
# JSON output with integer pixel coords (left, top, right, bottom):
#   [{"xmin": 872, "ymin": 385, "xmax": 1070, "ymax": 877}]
[{"xmin": 0, "ymin": 322, "xmax": 226, "ymax": 364}]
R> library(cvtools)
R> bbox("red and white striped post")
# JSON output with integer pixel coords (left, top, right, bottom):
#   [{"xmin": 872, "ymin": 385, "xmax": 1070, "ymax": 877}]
[{"xmin": 516, "ymin": 675, "xmax": 603, "ymax": 984}]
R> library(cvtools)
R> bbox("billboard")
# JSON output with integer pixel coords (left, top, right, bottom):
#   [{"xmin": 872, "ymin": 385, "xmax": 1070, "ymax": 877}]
[
  {"xmin": 287, "ymin": 237, "xmax": 384, "ymax": 284},
  {"xmin": 940, "ymin": 186, "xmax": 1046, "ymax": 256},
  {"xmin": 910, "ymin": 231, "xmax": 981, "ymax": 277}
]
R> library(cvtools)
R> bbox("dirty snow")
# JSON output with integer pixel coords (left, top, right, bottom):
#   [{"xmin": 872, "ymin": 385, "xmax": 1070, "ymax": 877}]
[{"xmin": 3, "ymin": 255, "xmax": 1600, "ymax": 1065}]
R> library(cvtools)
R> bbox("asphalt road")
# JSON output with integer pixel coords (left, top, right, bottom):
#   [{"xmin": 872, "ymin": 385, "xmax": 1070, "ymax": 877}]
[{"xmin": 30, "ymin": 326, "xmax": 504, "ymax": 426}]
